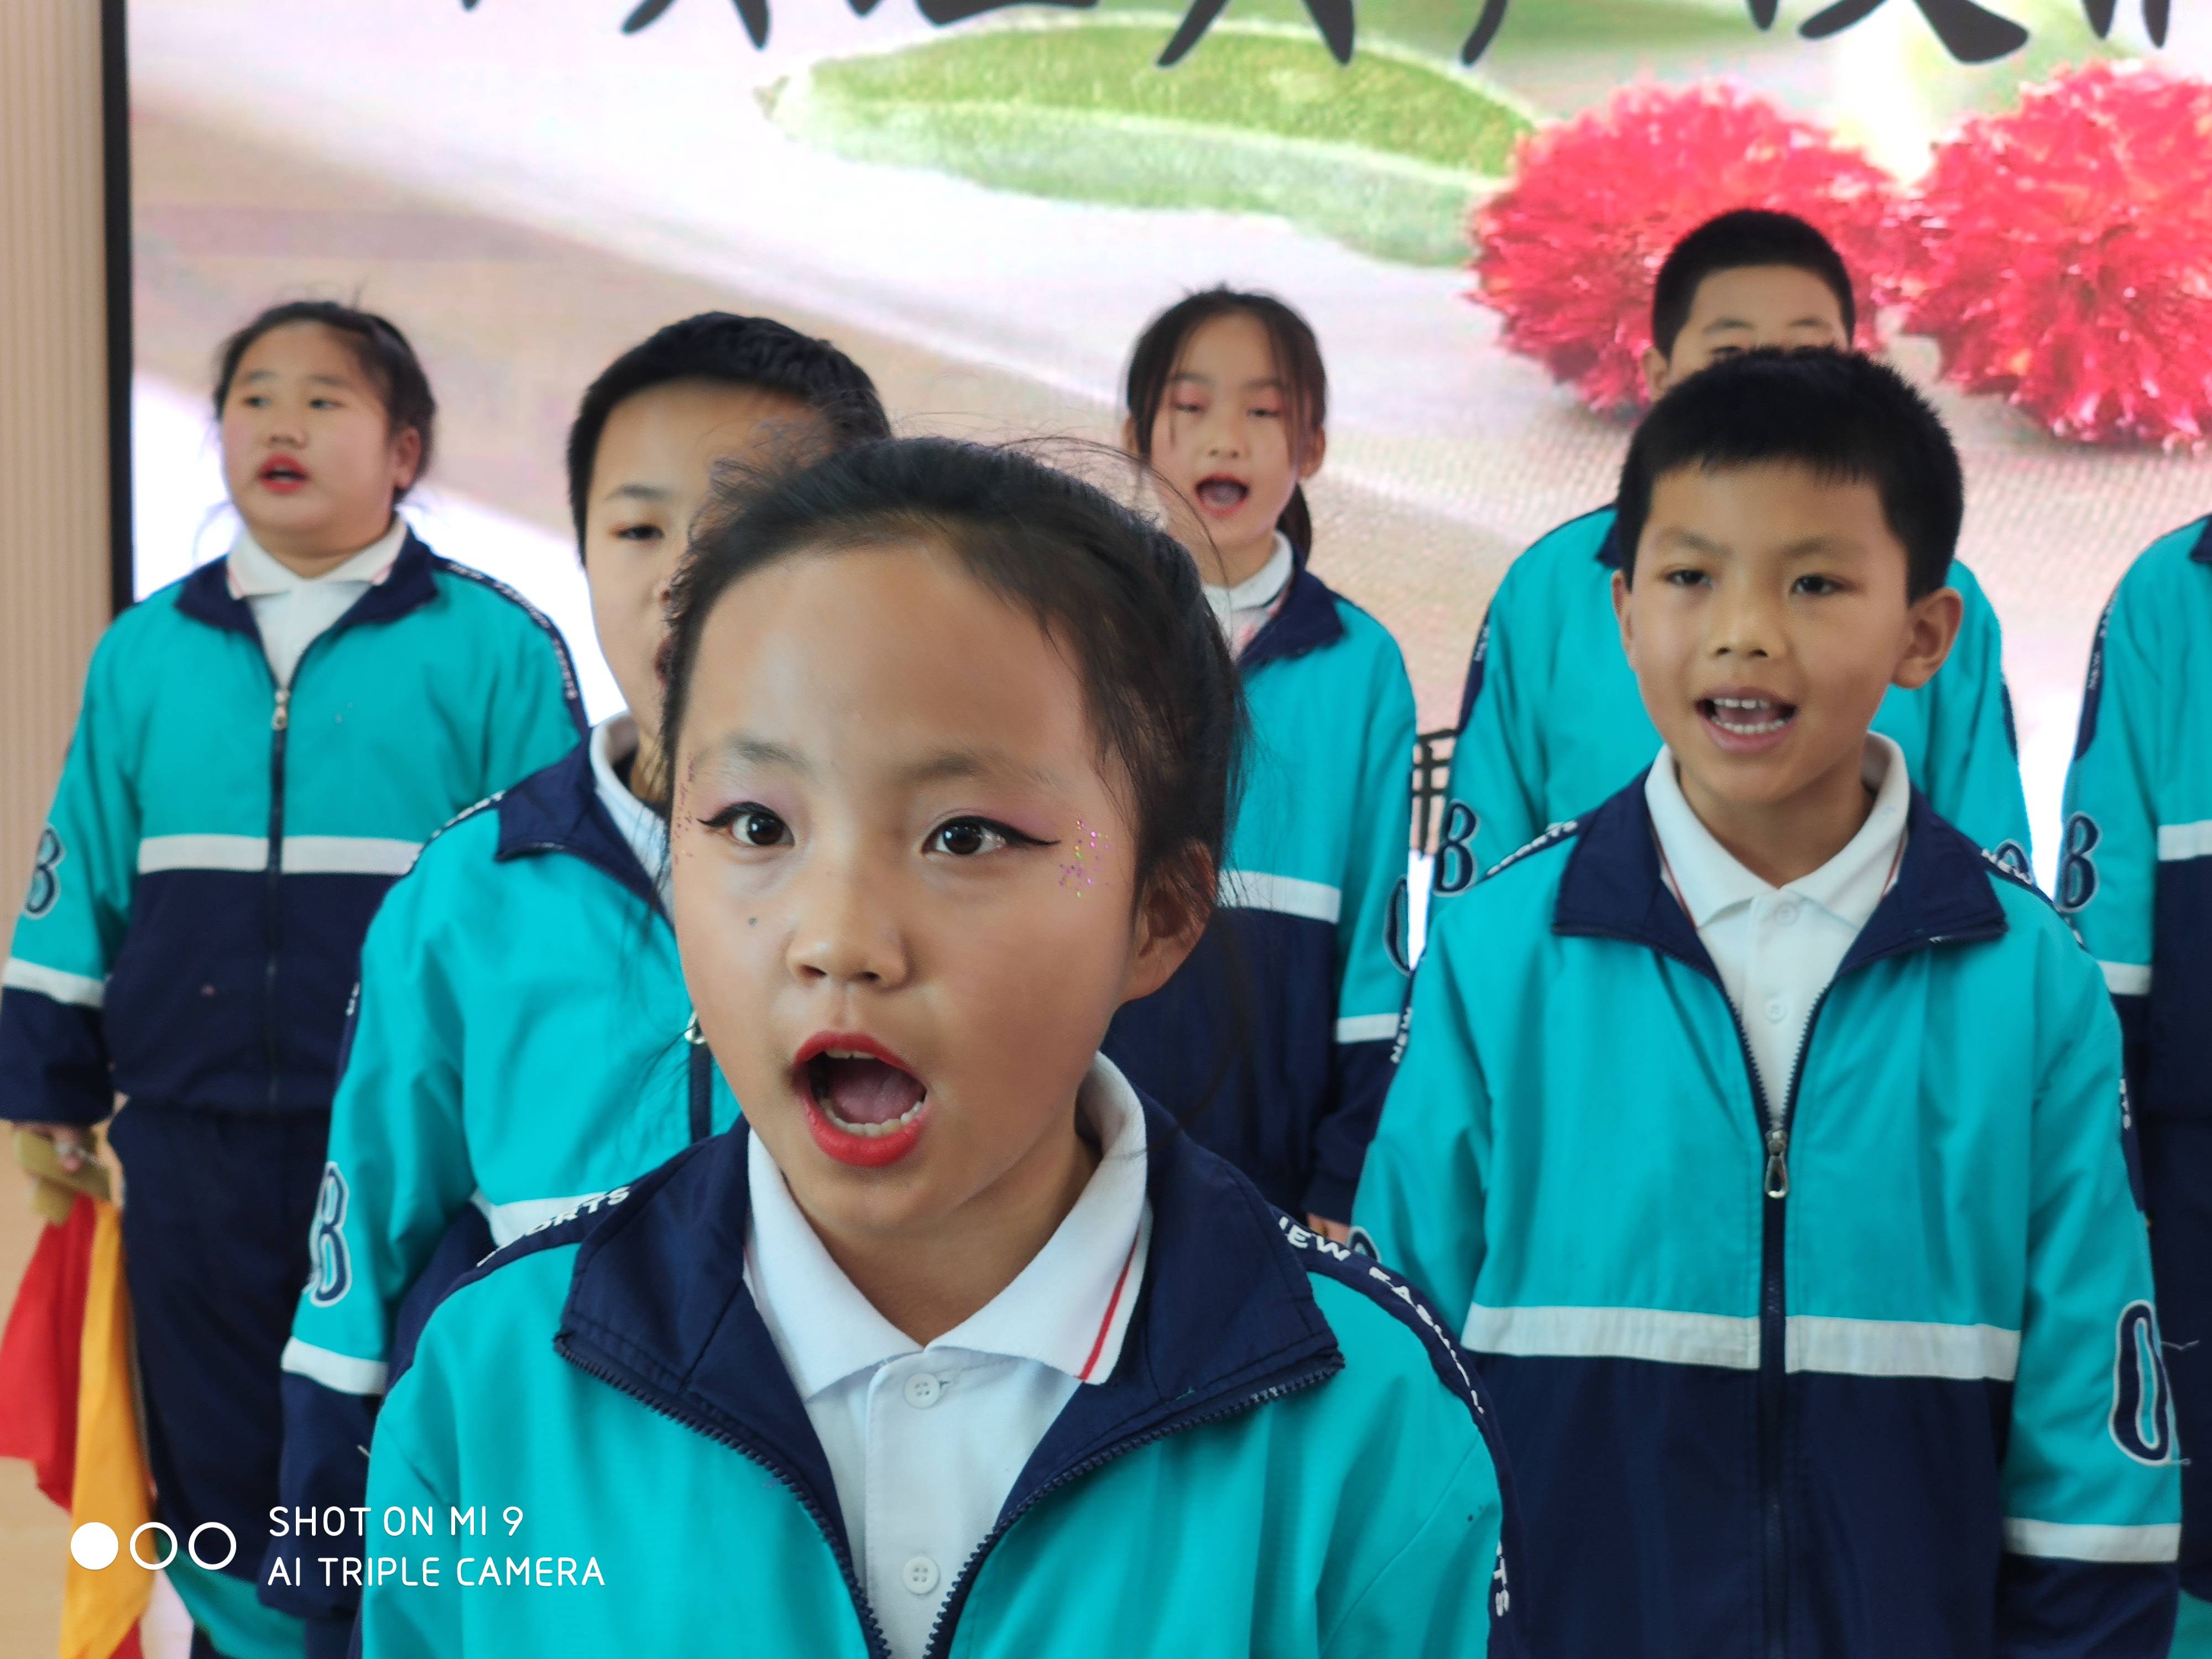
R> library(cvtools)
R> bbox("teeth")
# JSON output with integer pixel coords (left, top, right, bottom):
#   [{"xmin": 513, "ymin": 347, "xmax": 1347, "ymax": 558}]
[
  {"xmin": 821, "ymin": 1097, "xmax": 927, "ymax": 1138},
  {"xmin": 1712, "ymin": 697, "xmax": 1772, "ymax": 711}
]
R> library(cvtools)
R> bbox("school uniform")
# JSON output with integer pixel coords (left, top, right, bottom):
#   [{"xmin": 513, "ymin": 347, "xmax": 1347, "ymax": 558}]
[
  {"xmin": 1434, "ymin": 506, "xmax": 2032, "ymax": 895},
  {"xmin": 1104, "ymin": 536, "xmax": 1415, "ymax": 1220},
  {"xmin": 353, "ymin": 1057, "xmax": 1524, "ymax": 1658},
  {"xmin": 262, "ymin": 716, "xmax": 739, "ymax": 1652},
  {"xmin": 1354, "ymin": 744, "xmax": 2180, "ymax": 1657},
  {"xmin": 2061, "ymin": 517, "xmax": 2212, "ymax": 1648},
  {"xmin": 0, "ymin": 525, "xmax": 583, "ymax": 1659}
]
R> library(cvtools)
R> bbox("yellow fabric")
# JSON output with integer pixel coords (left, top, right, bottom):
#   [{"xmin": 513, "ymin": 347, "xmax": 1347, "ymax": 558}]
[{"xmin": 62, "ymin": 1198, "xmax": 151, "ymax": 1659}]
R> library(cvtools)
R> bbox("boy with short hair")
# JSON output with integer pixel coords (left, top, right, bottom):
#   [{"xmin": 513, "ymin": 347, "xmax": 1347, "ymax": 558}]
[
  {"xmin": 1357, "ymin": 349, "xmax": 2179, "ymax": 1656},
  {"xmin": 2060, "ymin": 520, "xmax": 2212, "ymax": 1650},
  {"xmin": 1437, "ymin": 208, "xmax": 2031, "ymax": 894}
]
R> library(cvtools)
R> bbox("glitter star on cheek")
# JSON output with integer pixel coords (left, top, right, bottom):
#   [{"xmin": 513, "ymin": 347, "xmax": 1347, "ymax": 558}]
[{"xmin": 1057, "ymin": 820, "xmax": 1108, "ymax": 894}]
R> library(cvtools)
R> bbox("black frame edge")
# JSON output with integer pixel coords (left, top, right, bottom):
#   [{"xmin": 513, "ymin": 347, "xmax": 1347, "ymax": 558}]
[{"xmin": 101, "ymin": 0, "xmax": 133, "ymax": 616}]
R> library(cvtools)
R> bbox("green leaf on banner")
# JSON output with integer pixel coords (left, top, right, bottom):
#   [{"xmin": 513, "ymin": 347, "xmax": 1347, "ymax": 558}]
[{"xmin": 761, "ymin": 17, "xmax": 1535, "ymax": 267}]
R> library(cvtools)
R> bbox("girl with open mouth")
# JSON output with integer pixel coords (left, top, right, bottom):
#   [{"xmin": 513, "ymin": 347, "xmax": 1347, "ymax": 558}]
[{"xmin": 353, "ymin": 437, "xmax": 1523, "ymax": 1658}]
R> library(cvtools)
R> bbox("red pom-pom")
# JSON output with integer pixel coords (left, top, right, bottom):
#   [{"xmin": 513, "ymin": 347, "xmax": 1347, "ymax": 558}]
[
  {"xmin": 1897, "ymin": 62, "xmax": 2212, "ymax": 451},
  {"xmin": 1470, "ymin": 84, "xmax": 1897, "ymax": 415}
]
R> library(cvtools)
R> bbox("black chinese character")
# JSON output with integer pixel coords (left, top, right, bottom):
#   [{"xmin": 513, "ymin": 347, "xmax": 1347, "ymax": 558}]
[
  {"xmin": 1461, "ymin": 0, "xmax": 1508, "ymax": 65},
  {"xmin": 1793, "ymin": 0, "xmax": 2030, "ymax": 62},
  {"xmin": 2081, "ymin": 0, "xmax": 2170, "ymax": 44},
  {"xmin": 1159, "ymin": 0, "xmax": 1354, "ymax": 66}
]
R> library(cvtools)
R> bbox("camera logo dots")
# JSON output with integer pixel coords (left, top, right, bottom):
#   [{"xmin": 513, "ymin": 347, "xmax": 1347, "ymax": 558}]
[
  {"xmin": 69, "ymin": 1520, "xmax": 237, "ymax": 1572},
  {"xmin": 69, "ymin": 1523, "xmax": 117, "ymax": 1571}
]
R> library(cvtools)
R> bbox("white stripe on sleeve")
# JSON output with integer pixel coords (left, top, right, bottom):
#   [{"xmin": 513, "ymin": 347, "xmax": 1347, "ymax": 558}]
[
  {"xmin": 279, "ymin": 1337, "xmax": 389, "ymax": 1397},
  {"xmin": 1334, "ymin": 1013, "xmax": 1400, "ymax": 1044},
  {"xmin": 2, "ymin": 956, "xmax": 106, "ymax": 1009},
  {"xmin": 2157, "ymin": 820, "xmax": 2212, "ymax": 862},
  {"xmin": 2100, "ymin": 961, "xmax": 2152, "ymax": 997},
  {"xmin": 2001, "ymin": 1518, "xmax": 2180, "ymax": 1563}
]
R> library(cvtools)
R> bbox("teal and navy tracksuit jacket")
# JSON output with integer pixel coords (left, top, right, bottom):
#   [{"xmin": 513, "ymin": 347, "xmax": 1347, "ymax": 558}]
[
  {"xmin": 1436, "ymin": 507, "xmax": 2033, "ymax": 894},
  {"xmin": 1355, "ymin": 777, "xmax": 2180, "ymax": 1657},
  {"xmin": 1105, "ymin": 553, "xmax": 1415, "ymax": 1220},
  {"xmin": 263, "ymin": 739, "xmax": 740, "ymax": 1644},
  {"xmin": 2062, "ymin": 516, "xmax": 2212, "ymax": 1614},
  {"xmin": 0, "ymin": 534, "xmax": 582, "ymax": 1659},
  {"xmin": 0, "ymin": 534, "xmax": 583, "ymax": 1122},
  {"xmin": 352, "ymin": 1104, "xmax": 1524, "ymax": 1657}
]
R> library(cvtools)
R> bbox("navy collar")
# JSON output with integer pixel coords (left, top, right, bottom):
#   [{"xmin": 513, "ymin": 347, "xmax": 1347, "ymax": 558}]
[
  {"xmin": 1239, "ymin": 541, "xmax": 1347, "ymax": 674},
  {"xmin": 2190, "ymin": 517, "xmax": 2212, "ymax": 565},
  {"xmin": 1554, "ymin": 770, "xmax": 2008, "ymax": 981},
  {"xmin": 173, "ymin": 530, "xmax": 443, "ymax": 640},
  {"xmin": 493, "ymin": 742, "xmax": 661, "ymax": 913},
  {"xmin": 551, "ymin": 1108, "xmax": 1343, "ymax": 1624}
]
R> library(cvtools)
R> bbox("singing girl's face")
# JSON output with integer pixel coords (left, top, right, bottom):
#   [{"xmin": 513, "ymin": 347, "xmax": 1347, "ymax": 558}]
[{"xmin": 668, "ymin": 540, "xmax": 1194, "ymax": 1249}]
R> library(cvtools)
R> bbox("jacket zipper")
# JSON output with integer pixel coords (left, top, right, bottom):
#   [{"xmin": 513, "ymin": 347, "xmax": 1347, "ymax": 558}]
[
  {"xmin": 555, "ymin": 1336, "xmax": 896, "ymax": 1659},
  {"xmin": 559, "ymin": 1333, "xmax": 1338, "ymax": 1659},
  {"xmin": 1734, "ymin": 937, "xmax": 1938, "ymax": 1659},
  {"xmin": 920, "ymin": 1360, "xmax": 1341, "ymax": 1659},
  {"xmin": 264, "ymin": 683, "xmax": 291, "ymax": 1108},
  {"xmin": 1751, "ymin": 989, "xmax": 1827, "ymax": 1659}
]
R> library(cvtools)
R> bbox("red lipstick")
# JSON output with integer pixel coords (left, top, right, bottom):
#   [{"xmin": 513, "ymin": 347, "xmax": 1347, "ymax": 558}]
[{"xmin": 794, "ymin": 1031, "xmax": 930, "ymax": 1168}]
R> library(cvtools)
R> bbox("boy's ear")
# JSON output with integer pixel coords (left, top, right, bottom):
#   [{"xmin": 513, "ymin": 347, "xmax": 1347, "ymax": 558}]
[
  {"xmin": 1891, "ymin": 585, "xmax": 1964, "ymax": 692},
  {"xmin": 1296, "ymin": 427, "xmax": 1328, "ymax": 482},
  {"xmin": 1641, "ymin": 347, "xmax": 1672, "ymax": 403},
  {"xmin": 1121, "ymin": 848, "xmax": 1212, "ymax": 1005},
  {"xmin": 1610, "ymin": 567, "xmax": 1638, "ymax": 667}
]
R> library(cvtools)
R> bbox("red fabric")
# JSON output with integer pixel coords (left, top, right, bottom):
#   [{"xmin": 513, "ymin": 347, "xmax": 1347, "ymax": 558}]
[{"xmin": 0, "ymin": 1193, "xmax": 98, "ymax": 1509}]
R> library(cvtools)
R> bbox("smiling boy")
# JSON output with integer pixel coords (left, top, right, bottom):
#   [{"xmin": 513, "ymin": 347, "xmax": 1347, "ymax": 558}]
[
  {"xmin": 1355, "ymin": 350, "xmax": 2179, "ymax": 1656},
  {"xmin": 1434, "ymin": 209, "xmax": 2031, "ymax": 895}
]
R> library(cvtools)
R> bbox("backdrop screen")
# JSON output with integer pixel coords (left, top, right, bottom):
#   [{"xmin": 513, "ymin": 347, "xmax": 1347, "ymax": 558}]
[{"xmin": 126, "ymin": 0, "xmax": 2212, "ymax": 890}]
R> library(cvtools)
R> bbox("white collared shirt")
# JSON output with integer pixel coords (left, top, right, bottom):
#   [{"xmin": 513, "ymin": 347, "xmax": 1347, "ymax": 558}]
[
  {"xmin": 743, "ymin": 1056, "xmax": 1152, "ymax": 1659},
  {"xmin": 1202, "ymin": 531, "xmax": 1295, "ymax": 656},
  {"xmin": 586, "ymin": 715, "xmax": 667, "ymax": 890},
  {"xmin": 1644, "ymin": 733, "xmax": 1911, "ymax": 1113},
  {"xmin": 226, "ymin": 517, "xmax": 410, "ymax": 687}
]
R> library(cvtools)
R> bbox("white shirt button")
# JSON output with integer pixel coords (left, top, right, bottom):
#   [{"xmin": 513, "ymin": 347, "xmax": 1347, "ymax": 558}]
[
  {"xmin": 1773, "ymin": 901, "xmax": 1800, "ymax": 926},
  {"xmin": 902, "ymin": 1372, "xmax": 943, "ymax": 1410},
  {"xmin": 902, "ymin": 1556, "xmax": 940, "ymax": 1595},
  {"xmin": 1764, "ymin": 996, "xmax": 1790, "ymax": 1024}
]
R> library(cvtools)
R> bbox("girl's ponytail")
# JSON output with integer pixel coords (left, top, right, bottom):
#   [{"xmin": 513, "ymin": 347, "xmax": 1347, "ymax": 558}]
[{"xmin": 1277, "ymin": 485, "xmax": 1314, "ymax": 557}]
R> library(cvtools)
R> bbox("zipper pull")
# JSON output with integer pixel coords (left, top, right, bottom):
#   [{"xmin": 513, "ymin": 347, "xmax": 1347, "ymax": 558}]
[
  {"xmin": 272, "ymin": 688, "xmax": 290, "ymax": 732},
  {"xmin": 1763, "ymin": 1125, "xmax": 1791, "ymax": 1201}
]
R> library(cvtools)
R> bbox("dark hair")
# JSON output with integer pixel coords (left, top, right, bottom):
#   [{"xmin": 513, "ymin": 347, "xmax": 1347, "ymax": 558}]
[
  {"xmin": 1650, "ymin": 209, "xmax": 1857, "ymax": 362},
  {"xmin": 213, "ymin": 301, "xmax": 437, "ymax": 499},
  {"xmin": 1123, "ymin": 288, "xmax": 1327, "ymax": 557},
  {"xmin": 566, "ymin": 312, "xmax": 891, "ymax": 552},
  {"xmin": 1615, "ymin": 348, "xmax": 1963, "ymax": 601},
  {"xmin": 662, "ymin": 438, "xmax": 1243, "ymax": 930}
]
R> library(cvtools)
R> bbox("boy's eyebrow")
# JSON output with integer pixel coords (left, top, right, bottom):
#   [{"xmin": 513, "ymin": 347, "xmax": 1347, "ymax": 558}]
[
  {"xmin": 601, "ymin": 481, "xmax": 674, "ymax": 505},
  {"xmin": 1653, "ymin": 526, "xmax": 1733, "ymax": 556},
  {"xmin": 1702, "ymin": 314, "xmax": 1837, "ymax": 335}
]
